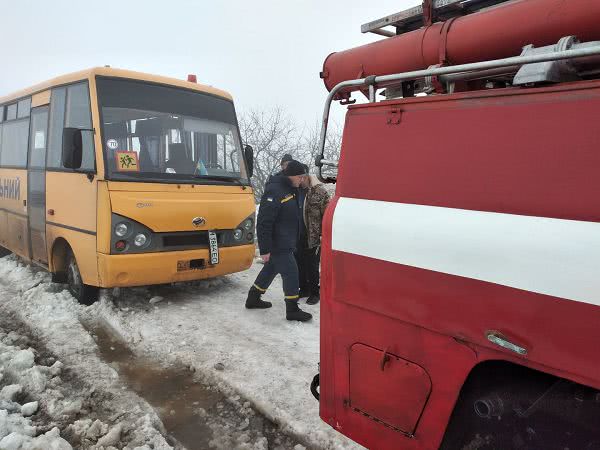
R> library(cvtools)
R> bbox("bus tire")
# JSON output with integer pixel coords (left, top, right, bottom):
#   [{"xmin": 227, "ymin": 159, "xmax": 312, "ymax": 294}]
[
  {"xmin": 66, "ymin": 250, "xmax": 99, "ymax": 305},
  {"xmin": 51, "ymin": 272, "xmax": 67, "ymax": 283},
  {"xmin": 0, "ymin": 246, "xmax": 11, "ymax": 257}
]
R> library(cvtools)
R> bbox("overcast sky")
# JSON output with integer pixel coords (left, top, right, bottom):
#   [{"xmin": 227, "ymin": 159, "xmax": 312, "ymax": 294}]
[{"xmin": 1, "ymin": 0, "xmax": 415, "ymax": 127}]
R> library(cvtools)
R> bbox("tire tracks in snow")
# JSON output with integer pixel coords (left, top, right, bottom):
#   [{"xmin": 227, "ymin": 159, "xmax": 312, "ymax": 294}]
[
  {"xmin": 88, "ymin": 267, "xmax": 362, "ymax": 450},
  {"xmin": 0, "ymin": 255, "xmax": 174, "ymax": 449}
]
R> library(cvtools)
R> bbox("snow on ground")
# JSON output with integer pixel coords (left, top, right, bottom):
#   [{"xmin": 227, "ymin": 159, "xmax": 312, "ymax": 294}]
[
  {"xmin": 0, "ymin": 256, "xmax": 172, "ymax": 450},
  {"xmin": 88, "ymin": 264, "xmax": 362, "ymax": 450},
  {"xmin": 0, "ymin": 254, "xmax": 362, "ymax": 450}
]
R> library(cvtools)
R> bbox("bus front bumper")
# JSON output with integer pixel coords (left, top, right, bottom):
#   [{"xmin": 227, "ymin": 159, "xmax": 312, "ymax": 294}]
[{"xmin": 97, "ymin": 245, "xmax": 255, "ymax": 288}]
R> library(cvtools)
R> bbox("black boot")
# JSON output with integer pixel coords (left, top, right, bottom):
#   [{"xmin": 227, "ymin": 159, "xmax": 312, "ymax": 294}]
[
  {"xmin": 299, "ymin": 288, "xmax": 310, "ymax": 299},
  {"xmin": 285, "ymin": 299, "xmax": 312, "ymax": 322},
  {"xmin": 245, "ymin": 287, "xmax": 272, "ymax": 309},
  {"xmin": 306, "ymin": 291, "xmax": 320, "ymax": 305}
]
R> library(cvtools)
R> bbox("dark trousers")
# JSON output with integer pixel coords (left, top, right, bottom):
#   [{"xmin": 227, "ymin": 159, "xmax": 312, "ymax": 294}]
[
  {"xmin": 253, "ymin": 251, "xmax": 300, "ymax": 299},
  {"xmin": 296, "ymin": 236, "xmax": 321, "ymax": 295}
]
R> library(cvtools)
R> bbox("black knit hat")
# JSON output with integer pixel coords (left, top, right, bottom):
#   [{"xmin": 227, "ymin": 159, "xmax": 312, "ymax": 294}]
[
  {"xmin": 283, "ymin": 160, "xmax": 307, "ymax": 176},
  {"xmin": 281, "ymin": 154, "xmax": 294, "ymax": 164}
]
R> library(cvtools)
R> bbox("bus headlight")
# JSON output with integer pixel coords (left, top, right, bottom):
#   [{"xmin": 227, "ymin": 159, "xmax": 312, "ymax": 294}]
[
  {"xmin": 230, "ymin": 214, "xmax": 255, "ymax": 245},
  {"xmin": 111, "ymin": 214, "xmax": 154, "ymax": 254},
  {"xmin": 115, "ymin": 223, "xmax": 129, "ymax": 237},
  {"xmin": 134, "ymin": 233, "xmax": 148, "ymax": 247}
]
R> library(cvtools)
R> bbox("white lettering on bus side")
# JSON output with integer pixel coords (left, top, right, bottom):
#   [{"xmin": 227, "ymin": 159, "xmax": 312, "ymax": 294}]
[{"xmin": 0, "ymin": 177, "xmax": 21, "ymax": 201}]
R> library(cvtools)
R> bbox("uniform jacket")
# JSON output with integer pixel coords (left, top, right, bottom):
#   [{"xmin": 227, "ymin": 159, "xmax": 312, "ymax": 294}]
[
  {"xmin": 257, "ymin": 175, "xmax": 300, "ymax": 255},
  {"xmin": 303, "ymin": 176, "xmax": 330, "ymax": 249}
]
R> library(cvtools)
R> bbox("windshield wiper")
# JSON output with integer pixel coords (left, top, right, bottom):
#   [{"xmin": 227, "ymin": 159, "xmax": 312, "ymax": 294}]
[{"xmin": 192, "ymin": 174, "xmax": 245, "ymax": 185}]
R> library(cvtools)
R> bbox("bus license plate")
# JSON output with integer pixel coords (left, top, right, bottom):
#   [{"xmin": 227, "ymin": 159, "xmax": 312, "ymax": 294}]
[{"xmin": 208, "ymin": 231, "xmax": 219, "ymax": 265}]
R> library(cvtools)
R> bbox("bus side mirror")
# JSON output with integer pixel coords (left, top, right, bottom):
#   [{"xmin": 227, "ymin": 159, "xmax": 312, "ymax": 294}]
[
  {"xmin": 62, "ymin": 128, "xmax": 83, "ymax": 169},
  {"xmin": 244, "ymin": 144, "xmax": 254, "ymax": 178}
]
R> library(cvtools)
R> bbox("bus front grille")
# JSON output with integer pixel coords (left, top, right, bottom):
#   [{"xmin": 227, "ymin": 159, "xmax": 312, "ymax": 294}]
[{"xmin": 162, "ymin": 233, "xmax": 209, "ymax": 248}]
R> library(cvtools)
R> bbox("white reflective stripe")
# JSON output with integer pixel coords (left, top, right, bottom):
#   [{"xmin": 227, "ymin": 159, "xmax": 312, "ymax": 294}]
[{"xmin": 332, "ymin": 197, "xmax": 600, "ymax": 306}]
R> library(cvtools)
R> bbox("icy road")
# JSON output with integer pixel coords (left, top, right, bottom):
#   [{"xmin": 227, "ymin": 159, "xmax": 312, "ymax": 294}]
[{"xmin": 0, "ymin": 254, "xmax": 362, "ymax": 450}]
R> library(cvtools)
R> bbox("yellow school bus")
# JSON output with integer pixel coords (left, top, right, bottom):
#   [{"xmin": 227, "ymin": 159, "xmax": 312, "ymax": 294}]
[{"xmin": 0, "ymin": 68, "xmax": 256, "ymax": 303}]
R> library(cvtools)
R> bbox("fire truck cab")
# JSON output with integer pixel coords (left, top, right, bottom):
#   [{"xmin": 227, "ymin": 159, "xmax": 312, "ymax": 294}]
[{"xmin": 315, "ymin": 1, "xmax": 600, "ymax": 449}]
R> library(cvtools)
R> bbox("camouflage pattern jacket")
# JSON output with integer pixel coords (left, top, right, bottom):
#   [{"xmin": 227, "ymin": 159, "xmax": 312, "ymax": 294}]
[{"xmin": 303, "ymin": 176, "xmax": 331, "ymax": 249}]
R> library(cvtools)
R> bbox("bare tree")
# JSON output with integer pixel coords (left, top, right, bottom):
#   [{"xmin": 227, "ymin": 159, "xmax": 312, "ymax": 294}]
[
  {"xmin": 300, "ymin": 120, "xmax": 342, "ymax": 178},
  {"xmin": 239, "ymin": 108, "xmax": 343, "ymax": 200},
  {"xmin": 239, "ymin": 108, "xmax": 299, "ymax": 199}
]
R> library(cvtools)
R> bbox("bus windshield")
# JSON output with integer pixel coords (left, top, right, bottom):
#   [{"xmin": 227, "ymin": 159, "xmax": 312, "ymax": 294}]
[{"xmin": 97, "ymin": 78, "xmax": 248, "ymax": 184}]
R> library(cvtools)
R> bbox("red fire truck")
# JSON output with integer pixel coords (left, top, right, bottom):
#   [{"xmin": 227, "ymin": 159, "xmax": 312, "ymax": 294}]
[{"xmin": 312, "ymin": 0, "xmax": 600, "ymax": 448}]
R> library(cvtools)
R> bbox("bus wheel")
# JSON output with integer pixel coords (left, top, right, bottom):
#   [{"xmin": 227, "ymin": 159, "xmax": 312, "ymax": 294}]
[
  {"xmin": 0, "ymin": 246, "xmax": 11, "ymax": 257},
  {"xmin": 66, "ymin": 251, "xmax": 99, "ymax": 305}
]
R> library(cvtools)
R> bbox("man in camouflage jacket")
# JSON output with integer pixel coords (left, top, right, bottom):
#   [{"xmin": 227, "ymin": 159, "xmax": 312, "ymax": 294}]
[{"xmin": 297, "ymin": 174, "xmax": 330, "ymax": 305}]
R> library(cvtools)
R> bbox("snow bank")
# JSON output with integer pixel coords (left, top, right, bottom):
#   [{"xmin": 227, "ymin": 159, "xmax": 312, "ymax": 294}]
[
  {"xmin": 0, "ymin": 251, "xmax": 362, "ymax": 449},
  {"xmin": 89, "ymin": 264, "xmax": 363, "ymax": 449},
  {"xmin": 0, "ymin": 255, "xmax": 172, "ymax": 450},
  {"xmin": 0, "ymin": 334, "xmax": 72, "ymax": 449}
]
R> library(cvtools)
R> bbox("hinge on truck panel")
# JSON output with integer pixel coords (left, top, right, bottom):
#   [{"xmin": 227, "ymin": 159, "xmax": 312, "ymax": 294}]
[
  {"xmin": 339, "ymin": 95, "xmax": 356, "ymax": 105},
  {"xmin": 386, "ymin": 109, "xmax": 403, "ymax": 125},
  {"xmin": 351, "ymin": 407, "xmax": 416, "ymax": 438}
]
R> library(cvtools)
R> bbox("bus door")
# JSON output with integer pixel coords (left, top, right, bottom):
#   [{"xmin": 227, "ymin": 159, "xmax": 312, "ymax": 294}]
[
  {"xmin": 27, "ymin": 105, "xmax": 49, "ymax": 264},
  {"xmin": 44, "ymin": 83, "xmax": 99, "ymax": 286}
]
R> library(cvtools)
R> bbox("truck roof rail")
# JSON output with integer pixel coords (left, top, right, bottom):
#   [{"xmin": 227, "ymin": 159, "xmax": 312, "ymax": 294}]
[
  {"xmin": 316, "ymin": 41, "xmax": 600, "ymax": 183},
  {"xmin": 361, "ymin": 0, "xmax": 515, "ymax": 37}
]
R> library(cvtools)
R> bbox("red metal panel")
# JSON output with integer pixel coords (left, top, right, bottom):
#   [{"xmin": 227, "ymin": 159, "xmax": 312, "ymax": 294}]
[
  {"xmin": 330, "ymin": 81, "xmax": 600, "ymax": 385},
  {"xmin": 319, "ymin": 80, "xmax": 600, "ymax": 449},
  {"xmin": 332, "ymin": 250, "xmax": 600, "ymax": 391},
  {"xmin": 320, "ymin": 200, "xmax": 475, "ymax": 449},
  {"xmin": 349, "ymin": 344, "xmax": 431, "ymax": 435},
  {"xmin": 322, "ymin": 249, "xmax": 600, "ymax": 449},
  {"xmin": 320, "ymin": 279, "xmax": 477, "ymax": 450},
  {"xmin": 322, "ymin": 0, "xmax": 600, "ymax": 92},
  {"xmin": 337, "ymin": 81, "xmax": 600, "ymax": 222}
]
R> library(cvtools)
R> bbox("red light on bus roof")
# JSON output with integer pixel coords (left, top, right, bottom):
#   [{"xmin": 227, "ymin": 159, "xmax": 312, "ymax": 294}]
[{"xmin": 187, "ymin": 74, "xmax": 197, "ymax": 83}]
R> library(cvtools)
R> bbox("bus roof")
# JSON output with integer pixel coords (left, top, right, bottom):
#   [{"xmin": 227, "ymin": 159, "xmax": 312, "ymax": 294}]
[{"xmin": 0, "ymin": 67, "xmax": 234, "ymax": 104}]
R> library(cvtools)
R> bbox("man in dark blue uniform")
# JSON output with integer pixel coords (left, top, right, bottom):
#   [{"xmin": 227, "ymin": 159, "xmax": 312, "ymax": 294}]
[
  {"xmin": 268, "ymin": 153, "xmax": 294, "ymax": 181},
  {"xmin": 279, "ymin": 153, "xmax": 293, "ymax": 173},
  {"xmin": 245, "ymin": 161, "xmax": 312, "ymax": 322}
]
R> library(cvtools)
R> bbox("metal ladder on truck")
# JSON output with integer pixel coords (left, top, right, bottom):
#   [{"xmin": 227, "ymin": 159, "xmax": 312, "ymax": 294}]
[{"xmin": 362, "ymin": 0, "xmax": 514, "ymax": 37}]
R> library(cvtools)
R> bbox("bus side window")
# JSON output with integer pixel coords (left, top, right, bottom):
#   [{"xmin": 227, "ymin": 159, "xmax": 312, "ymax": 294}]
[
  {"xmin": 65, "ymin": 83, "xmax": 95, "ymax": 171},
  {"xmin": 17, "ymin": 98, "xmax": 31, "ymax": 119},
  {"xmin": 47, "ymin": 88, "xmax": 67, "ymax": 169},
  {"xmin": 0, "ymin": 106, "xmax": 3, "ymax": 162},
  {"xmin": 0, "ymin": 118, "xmax": 29, "ymax": 168},
  {"xmin": 6, "ymin": 104, "xmax": 17, "ymax": 121}
]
